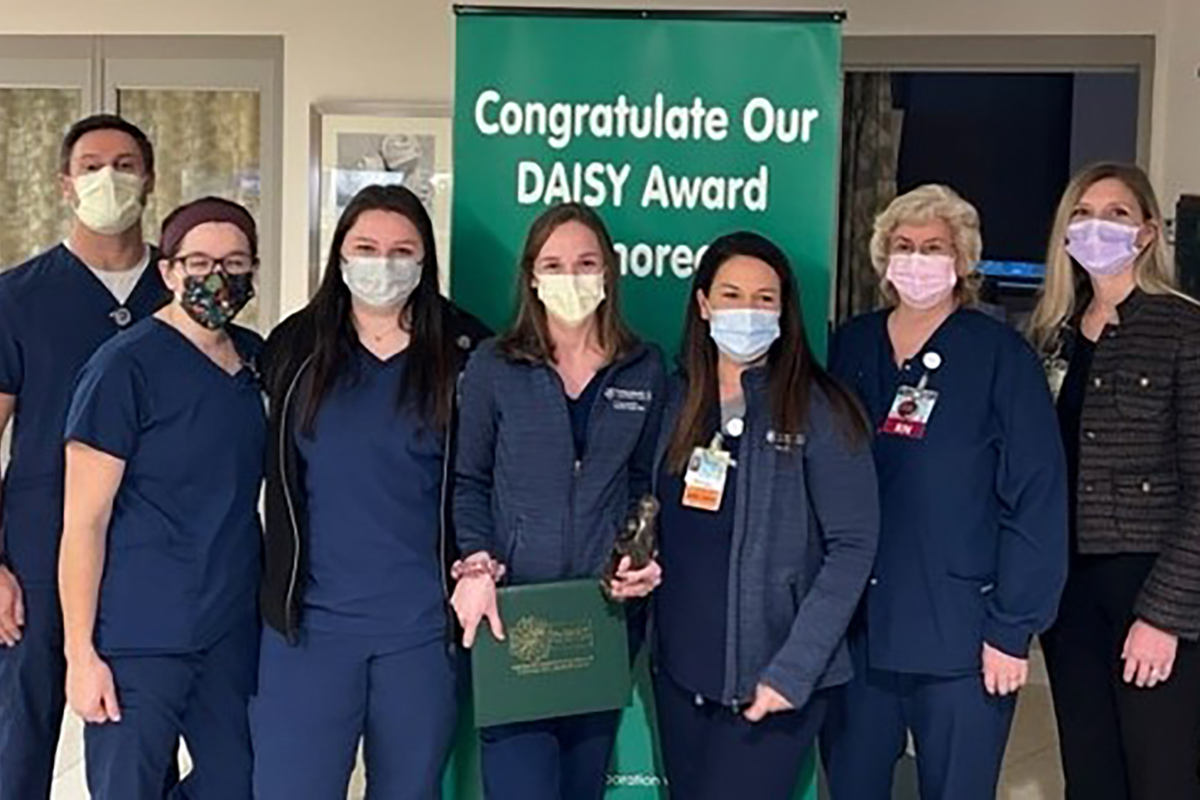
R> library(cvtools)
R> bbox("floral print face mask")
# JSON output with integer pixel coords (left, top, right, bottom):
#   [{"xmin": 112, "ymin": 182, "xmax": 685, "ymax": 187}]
[{"xmin": 180, "ymin": 272, "xmax": 255, "ymax": 330}]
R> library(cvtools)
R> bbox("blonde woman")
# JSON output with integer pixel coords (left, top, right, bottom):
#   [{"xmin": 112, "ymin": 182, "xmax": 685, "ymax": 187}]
[
  {"xmin": 1031, "ymin": 162, "xmax": 1200, "ymax": 800},
  {"xmin": 821, "ymin": 185, "xmax": 1068, "ymax": 799}
]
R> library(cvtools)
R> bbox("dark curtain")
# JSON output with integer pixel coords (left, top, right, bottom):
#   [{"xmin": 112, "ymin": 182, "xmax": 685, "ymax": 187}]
[{"xmin": 835, "ymin": 72, "xmax": 903, "ymax": 325}]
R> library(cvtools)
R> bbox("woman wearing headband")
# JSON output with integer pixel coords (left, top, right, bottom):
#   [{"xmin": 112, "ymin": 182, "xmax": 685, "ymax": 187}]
[{"xmin": 59, "ymin": 197, "xmax": 265, "ymax": 800}]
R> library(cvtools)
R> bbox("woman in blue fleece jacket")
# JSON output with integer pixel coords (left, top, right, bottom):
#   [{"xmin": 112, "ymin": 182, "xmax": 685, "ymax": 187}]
[
  {"xmin": 651, "ymin": 231, "xmax": 879, "ymax": 800},
  {"xmin": 450, "ymin": 202, "xmax": 666, "ymax": 800}
]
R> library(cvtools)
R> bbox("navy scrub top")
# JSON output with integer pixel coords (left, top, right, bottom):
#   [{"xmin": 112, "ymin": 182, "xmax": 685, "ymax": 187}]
[
  {"xmin": 296, "ymin": 347, "xmax": 447, "ymax": 642},
  {"xmin": 65, "ymin": 318, "xmax": 265, "ymax": 655},
  {"xmin": 0, "ymin": 245, "xmax": 166, "ymax": 586},
  {"xmin": 830, "ymin": 308, "xmax": 1067, "ymax": 675},
  {"xmin": 566, "ymin": 366, "xmax": 611, "ymax": 459},
  {"xmin": 655, "ymin": 415, "xmax": 739, "ymax": 700}
]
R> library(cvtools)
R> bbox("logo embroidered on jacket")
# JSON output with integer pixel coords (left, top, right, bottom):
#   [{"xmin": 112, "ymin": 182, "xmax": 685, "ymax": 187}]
[
  {"xmin": 765, "ymin": 430, "xmax": 806, "ymax": 451},
  {"xmin": 605, "ymin": 386, "xmax": 652, "ymax": 412}
]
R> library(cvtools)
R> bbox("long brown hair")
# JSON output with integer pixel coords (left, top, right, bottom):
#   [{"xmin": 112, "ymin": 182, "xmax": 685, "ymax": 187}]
[
  {"xmin": 667, "ymin": 232, "xmax": 868, "ymax": 472},
  {"xmin": 298, "ymin": 185, "xmax": 457, "ymax": 433},
  {"xmin": 497, "ymin": 203, "xmax": 638, "ymax": 364},
  {"xmin": 1028, "ymin": 162, "xmax": 1186, "ymax": 352}
]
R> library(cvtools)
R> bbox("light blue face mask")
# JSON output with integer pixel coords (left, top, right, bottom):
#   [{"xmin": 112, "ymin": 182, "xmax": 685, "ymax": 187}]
[{"xmin": 708, "ymin": 308, "xmax": 781, "ymax": 364}]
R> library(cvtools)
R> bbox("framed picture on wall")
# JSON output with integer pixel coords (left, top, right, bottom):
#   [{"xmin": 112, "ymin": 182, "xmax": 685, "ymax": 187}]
[{"xmin": 310, "ymin": 102, "xmax": 452, "ymax": 297}]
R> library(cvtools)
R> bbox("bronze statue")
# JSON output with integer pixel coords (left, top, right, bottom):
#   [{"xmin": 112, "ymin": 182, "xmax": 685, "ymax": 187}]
[{"xmin": 601, "ymin": 494, "xmax": 660, "ymax": 599}]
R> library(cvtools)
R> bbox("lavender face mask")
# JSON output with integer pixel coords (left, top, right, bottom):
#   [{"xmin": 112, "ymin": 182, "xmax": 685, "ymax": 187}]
[{"xmin": 1066, "ymin": 218, "xmax": 1142, "ymax": 276}]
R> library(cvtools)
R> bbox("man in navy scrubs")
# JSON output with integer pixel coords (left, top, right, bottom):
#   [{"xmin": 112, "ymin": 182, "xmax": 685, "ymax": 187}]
[{"xmin": 0, "ymin": 114, "xmax": 165, "ymax": 800}]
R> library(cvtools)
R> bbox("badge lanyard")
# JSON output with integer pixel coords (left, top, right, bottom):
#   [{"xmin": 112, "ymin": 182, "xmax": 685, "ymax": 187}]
[{"xmin": 880, "ymin": 351, "xmax": 943, "ymax": 440}]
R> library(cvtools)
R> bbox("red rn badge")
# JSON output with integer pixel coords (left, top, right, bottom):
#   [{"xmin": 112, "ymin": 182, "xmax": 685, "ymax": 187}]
[{"xmin": 880, "ymin": 385, "xmax": 939, "ymax": 439}]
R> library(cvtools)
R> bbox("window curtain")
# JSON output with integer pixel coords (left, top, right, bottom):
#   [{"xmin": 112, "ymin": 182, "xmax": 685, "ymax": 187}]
[
  {"xmin": 0, "ymin": 89, "xmax": 81, "ymax": 270},
  {"xmin": 119, "ymin": 89, "xmax": 261, "ymax": 325},
  {"xmin": 835, "ymin": 72, "xmax": 904, "ymax": 325}
]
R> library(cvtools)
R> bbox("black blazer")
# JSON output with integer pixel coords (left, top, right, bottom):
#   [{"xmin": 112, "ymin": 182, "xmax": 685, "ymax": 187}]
[
  {"xmin": 258, "ymin": 300, "xmax": 491, "ymax": 642},
  {"xmin": 1050, "ymin": 289, "xmax": 1200, "ymax": 639}
]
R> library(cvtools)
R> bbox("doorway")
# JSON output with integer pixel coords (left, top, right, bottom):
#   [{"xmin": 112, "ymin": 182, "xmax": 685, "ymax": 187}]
[{"xmin": 833, "ymin": 34, "xmax": 1154, "ymax": 332}]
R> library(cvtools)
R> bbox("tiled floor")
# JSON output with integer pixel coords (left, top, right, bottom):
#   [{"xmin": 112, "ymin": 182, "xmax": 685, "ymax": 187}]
[
  {"xmin": 49, "ymin": 648, "xmax": 1064, "ymax": 799},
  {"xmin": 996, "ymin": 645, "xmax": 1065, "ymax": 800},
  {"xmin": 48, "ymin": 715, "xmax": 370, "ymax": 799}
]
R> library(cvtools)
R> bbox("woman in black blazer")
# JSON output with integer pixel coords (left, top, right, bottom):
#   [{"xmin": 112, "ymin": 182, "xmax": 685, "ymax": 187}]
[{"xmin": 1030, "ymin": 162, "xmax": 1200, "ymax": 800}]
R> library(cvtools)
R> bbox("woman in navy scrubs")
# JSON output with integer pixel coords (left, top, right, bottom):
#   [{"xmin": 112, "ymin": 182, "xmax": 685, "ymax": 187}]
[
  {"xmin": 58, "ymin": 197, "xmax": 265, "ymax": 800},
  {"xmin": 252, "ymin": 185, "xmax": 490, "ymax": 799},
  {"xmin": 451, "ymin": 203, "xmax": 666, "ymax": 800},
  {"xmin": 652, "ymin": 232, "xmax": 878, "ymax": 799},
  {"xmin": 820, "ymin": 185, "xmax": 1068, "ymax": 799},
  {"xmin": 1031, "ymin": 164, "xmax": 1200, "ymax": 800}
]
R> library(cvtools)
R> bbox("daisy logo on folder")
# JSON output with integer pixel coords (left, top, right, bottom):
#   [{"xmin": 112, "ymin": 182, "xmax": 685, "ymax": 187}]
[
  {"xmin": 471, "ymin": 581, "xmax": 632, "ymax": 727},
  {"xmin": 507, "ymin": 617, "xmax": 596, "ymax": 677},
  {"xmin": 509, "ymin": 616, "xmax": 554, "ymax": 664}
]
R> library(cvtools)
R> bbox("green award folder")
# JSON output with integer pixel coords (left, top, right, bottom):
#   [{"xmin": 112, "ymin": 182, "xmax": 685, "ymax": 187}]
[{"xmin": 471, "ymin": 579, "xmax": 631, "ymax": 728}]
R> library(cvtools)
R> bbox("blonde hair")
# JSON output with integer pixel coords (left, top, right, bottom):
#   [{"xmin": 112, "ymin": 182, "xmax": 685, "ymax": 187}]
[
  {"xmin": 870, "ymin": 184, "xmax": 983, "ymax": 307},
  {"xmin": 1028, "ymin": 162, "xmax": 1183, "ymax": 352}
]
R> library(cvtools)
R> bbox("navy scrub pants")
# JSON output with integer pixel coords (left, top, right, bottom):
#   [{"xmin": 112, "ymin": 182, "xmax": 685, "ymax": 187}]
[
  {"xmin": 84, "ymin": 614, "xmax": 259, "ymax": 800},
  {"xmin": 0, "ymin": 584, "xmax": 65, "ymax": 800},
  {"xmin": 821, "ymin": 645, "xmax": 1017, "ymax": 800},
  {"xmin": 251, "ymin": 626, "xmax": 457, "ymax": 800},
  {"xmin": 479, "ymin": 708, "xmax": 621, "ymax": 800},
  {"xmin": 654, "ymin": 669, "xmax": 827, "ymax": 800},
  {"xmin": 478, "ymin": 608, "xmax": 648, "ymax": 800}
]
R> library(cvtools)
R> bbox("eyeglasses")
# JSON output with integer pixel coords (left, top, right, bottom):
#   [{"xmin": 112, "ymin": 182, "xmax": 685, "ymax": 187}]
[{"xmin": 171, "ymin": 253, "xmax": 259, "ymax": 277}]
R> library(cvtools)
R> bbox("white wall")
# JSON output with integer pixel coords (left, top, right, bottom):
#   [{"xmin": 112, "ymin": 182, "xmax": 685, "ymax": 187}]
[
  {"xmin": 3, "ymin": 0, "xmax": 1195, "ymax": 314},
  {"xmin": 1156, "ymin": 0, "xmax": 1200, "ymax": 228}
]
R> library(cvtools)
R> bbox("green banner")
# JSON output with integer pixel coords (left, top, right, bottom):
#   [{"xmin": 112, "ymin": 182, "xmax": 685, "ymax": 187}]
[{"xmin": 449, "ymin": 8, "xmax": 843, "ymax": 798}]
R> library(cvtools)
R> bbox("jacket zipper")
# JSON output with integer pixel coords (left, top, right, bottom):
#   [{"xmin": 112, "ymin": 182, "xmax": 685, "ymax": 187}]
[
  {"xmin": 548, "ymin": 382, "xmax": 577, "ymax": 576},
  {"xmin": 280, "ymin": 355, "xmax": 313, "ymax": 641},
  {"xmin": 725, "ymin": 465, "xmax": 748, "ymax": 706},
  {"xmin": 279, "ymin": 355, "xmax": 460, "ymax": 641},
  {"xmin": 568, "ymin": 456, "xmax": 581, "ymax": 576},
  {"xmin": 723, "ymin": 371, "xmax": 755, "ymax": 706},
  {"xmin": 557, "ymin": 363, "xmax": 624, "ymax": 577},
  {"xmin": 438, "ymin": 378, "xmax": 461, "ymax": 601}
]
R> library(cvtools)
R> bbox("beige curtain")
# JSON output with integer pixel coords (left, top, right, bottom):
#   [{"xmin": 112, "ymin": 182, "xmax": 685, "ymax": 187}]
[
  {"xmin": 0, "ymin": 88, "xmax": 81, "ymax": 269},
  {"xmin": 835, "ymin": 73, "xmax": 904, "ymax": 324},
  {"xmin": 119, "ymin": 89, "xmax": 262, "ymax": 325}
]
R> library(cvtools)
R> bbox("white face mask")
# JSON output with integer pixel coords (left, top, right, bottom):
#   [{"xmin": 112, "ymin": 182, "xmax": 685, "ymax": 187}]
[
  {"xmin": 708, "ymin": 308, "xmax": 781, "ymax": 364},
  {"xmin": 536, "ymin": 273, "xmax": 606, "ymax": 325},
  {"xmin": 341, "ymin": 255, "xmax": 423, "ymax": 308},
  {"xmin": 73, "ymin": 167, "xmax": 145, "ymax": 236}
]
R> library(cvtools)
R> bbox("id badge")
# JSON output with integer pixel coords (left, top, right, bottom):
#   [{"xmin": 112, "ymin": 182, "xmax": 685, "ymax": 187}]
[
  {"xmin": 1044, "ymin": 356, "xmax": 1068, "ymax": 401},
  {"xmin": 880, "ymin": 385, "xmax": 939, "ymax": 439},
  {"xmin": 682, "ymin": 445, "xmax": 732, "ymax": 512}
]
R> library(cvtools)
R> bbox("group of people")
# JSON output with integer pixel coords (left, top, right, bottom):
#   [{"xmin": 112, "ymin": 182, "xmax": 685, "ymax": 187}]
[{"xmin": 0, "ymin": 112, "xmax": 1196, "ymax": 800}]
